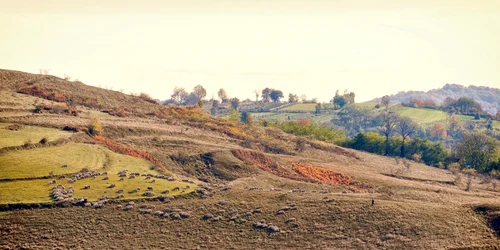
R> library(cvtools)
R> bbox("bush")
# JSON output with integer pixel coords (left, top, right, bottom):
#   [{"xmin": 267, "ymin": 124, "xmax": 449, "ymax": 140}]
[
  {"xmin": 87, "ymin": 117, "xmax": 103, "ymax": 136},
  {"xmin": 39, "ymin": 137, "xmax": 49, "ymax": 144}
]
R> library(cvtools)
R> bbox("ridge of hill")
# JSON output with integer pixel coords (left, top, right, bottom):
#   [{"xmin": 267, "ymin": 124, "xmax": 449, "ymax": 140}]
[{"xmin": 371, "ymin": 83, "xmax": 500, "ymax": 115}]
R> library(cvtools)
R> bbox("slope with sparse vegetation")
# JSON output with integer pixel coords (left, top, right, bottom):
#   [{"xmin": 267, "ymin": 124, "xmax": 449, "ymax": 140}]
[{"xmin": 0, "ymin": 69, "xmax": 499, "ymax": 249}]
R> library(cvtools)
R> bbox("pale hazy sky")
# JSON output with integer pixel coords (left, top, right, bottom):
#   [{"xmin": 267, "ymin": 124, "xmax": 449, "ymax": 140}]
[{"xmin": 1, "ymin": 0, "xmax": 499, "ymax": 102}]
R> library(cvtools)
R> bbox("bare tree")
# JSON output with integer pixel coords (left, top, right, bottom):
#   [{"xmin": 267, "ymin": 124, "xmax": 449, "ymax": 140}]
[
  {"xmin": 300, "ymin": 94, "xmax": 307, "ymax": 103},
  {"xmin": 253, "ymin": 89, "xmax": 260, "ymax": 102},
  {"xmin": 379, "ymin": 111, "xmax": 399, "ymax": 156},
  {"xmin": 397, "ymin": 117, "xmax": 418, "ymax": 157}
]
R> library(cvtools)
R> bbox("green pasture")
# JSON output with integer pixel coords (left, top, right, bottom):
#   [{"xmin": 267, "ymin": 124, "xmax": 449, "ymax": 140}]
[
  {"xmin": 0, "ymin": 143, "xmax": 107, "ymax": 180},
  {"xmin": 0, "ymin": 123, "xmax": 73, "ymax": 148}
]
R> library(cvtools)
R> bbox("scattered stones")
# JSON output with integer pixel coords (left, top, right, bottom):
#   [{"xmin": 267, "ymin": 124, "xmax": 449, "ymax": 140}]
[
  {"xmin": 253, "ymin": 208, "xmax": 262, "ymax": 214},
  {"xmin": 116, "ymin": 189, "xmax": 123, "ymax": 194},
  {"xmin": 285, "ymin": 218, "xmax": 296, "ymax": 224},
  {"xmin": 107, "ymin": 183, "xmax": 116, "ymax": 188},
  {"xmin": 218, "ymin": 200, "xmax": 228, "ymax": 206},
  {"xmin": 172, "ymin": 187, "xmax": 180, "ymax": 191},
  {"xmin": 102, "ymin": 176, "xmax": 109, "ymax": 180}
]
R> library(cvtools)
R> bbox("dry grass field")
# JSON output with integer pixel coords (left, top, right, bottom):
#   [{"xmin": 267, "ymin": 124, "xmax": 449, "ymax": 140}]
[{"xmin": 0, "ymin": 69, "xmax": 499, "ymax": 249}]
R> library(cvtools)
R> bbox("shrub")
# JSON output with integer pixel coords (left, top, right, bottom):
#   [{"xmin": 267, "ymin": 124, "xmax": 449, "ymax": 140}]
[
  {"xmin": 87, "ymin": 117, "xmax": 103, "ymax": 136},
  {"xmin": 39, "ymin": 137, "xmax": 49, "ymax": 144}
]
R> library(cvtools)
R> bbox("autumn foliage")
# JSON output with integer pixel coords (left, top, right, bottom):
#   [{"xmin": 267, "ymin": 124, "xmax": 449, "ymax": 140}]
[
  {"xmin": 292, "ymin": 163, "xmax": 352, "ymax": 185},
  {"xmin": 231, "ymin": 149, "xmax": 312, "ymax": 182},
  {"xmin": 231, "ymin": 149, "xmax": 373, "ymax": 192},
  {"xmin": 94, "ymin": 135, "xmax": 166, "ymax": 172}
]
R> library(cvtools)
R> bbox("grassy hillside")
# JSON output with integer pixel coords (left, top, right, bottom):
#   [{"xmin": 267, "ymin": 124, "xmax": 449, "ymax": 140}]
[
  {"xmin": 0, "ymin": 123, "xmax": 73, "ymax": 148},
  {"xmin": 0, "ymin": 69, "xmax": 499, "ymax": 249}
]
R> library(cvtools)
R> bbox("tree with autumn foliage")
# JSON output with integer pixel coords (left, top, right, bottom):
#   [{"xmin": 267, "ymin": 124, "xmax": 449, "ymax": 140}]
[{"xmin": 430, "ymin": 122, "xmax": 447, "ymax": 140}]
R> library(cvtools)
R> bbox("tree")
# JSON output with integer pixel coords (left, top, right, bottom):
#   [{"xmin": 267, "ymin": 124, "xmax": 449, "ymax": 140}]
[
  {"xmin": 210, "ymin": 99, "xmax": 219, "ymax": 116},
  {"xmin": 262, "ymin": 88, "xmax": 273, "ymax": 102},
  {"xmin": 228, "ymin": 108, "xmax": 240, "ymax": 122},
  {"xmin": 171, "ymin": 87, "xmax": 188, "ymax": 104},
  {"xmin": 379, "ymin": 111, "xmax": 399, "ymax": 156},
  {"xmin": 448, "ymin": 114, "xmax": 463, "ymax": 138},
  {"xmin": 430, "ymin": 122, "xmax": 447, "ymax": 140},
  {"xmin": 397, "ymin": 117, "xmax": 418, "ymax": 157},
  {"xmin": 333, "ymin": 95, "xmax": 347, "ymax": 109},
  {"xmin": 241, "ymin": 111, "xmax": 253, "ymax": 124},
  {"xmin": 230, "ymin": 97, "xmax": 240, "ymax": 111},
  {"xmin": 315, "ymin": 103, "xmax": 322, "ymax": 114},
  {"xmin": 193, "ymin": 85, "xmax": 207, "ymax": 101},
  {"xmin": 453, "ymin": 132, "xmax": 499, "ymax": 173},
  {"xmin": 288, "ymin": 93, "xmax": 299, "ymax": 103},
  {"xmin": 270, "ymin": 90, "xmax": 284, "ymax": 103},
  {"xmin": 253, "ymin": 89, "xmax": 260, "ymax": 102},
  {"xmin": 218, "ymin": 88, "xmax": 228, "ymax": 103},
  {"xmin": 381, "ymin": 95, "xmax": 390, "ymax": 110}
]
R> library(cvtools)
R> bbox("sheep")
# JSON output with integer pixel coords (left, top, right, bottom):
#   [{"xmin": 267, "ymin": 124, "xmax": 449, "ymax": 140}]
[
  {"xmin": 172, "ymin": 187, "xmax": 180, "ymax": 191},
  {"xmin": 102, "ymin": 176, "xmax": 109, "ymax": 180},
  {"xmin": 179, "ymin": 212, "xmax": 190, "ymax": 218},
  {"xmin": 285, "ymin": 218, "xmax": 296, "ymax": 224},
  {"xmin": 202, "ymin": 214, "xmax": 214, "ymax": 220},
  {"xmin": 253, "ymin": 208, "xmax": 262, "ymax": 214},
  {"xmin": 61, "ymin": 164, "xmax": 68, "ymax": 168},
  {"xmin": 142, "ymin": 191, "xmax": 155, "ymax": 197},
  {"xmin": 83, "ymin": 185, "xmax": 90, "ymax": 190},
  {"xmin": 147, "ymin": 186, "xmax": 153, "ymax": 190},
  {"xmin": 107, "ymin": 183, "xmax": 116, "ymax": 188},
  {"xmin": 116, "ymin": 189, "xmax": 123, "ymax": 194}
]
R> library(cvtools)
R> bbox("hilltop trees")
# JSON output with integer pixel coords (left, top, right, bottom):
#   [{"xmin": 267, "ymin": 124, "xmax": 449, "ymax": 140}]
[
  {"xmin": 289, "ymin": 93, "xmax": 299, "ymax": 103},
  {"xmin": 171, "ymin": 87, "xmax": 189, "ymax": 104},
  {"xmin": 334, "ymin": 90, "xmax": 355, "ymax": 109},
  {"xmin": 253, "ymin": 89, "xmax": 260, "ymax": 102},
  {"xmin": 230, "ymin": 97, "xmax": 240, "ymax": 111},
  {"xmin": 193, "ymin": 85, "xmax": 207, "ymax": 101},
  {"xmin": 381, "ymin": 95, "xmax": 390, "ymax": 110},
  {"xmin": 270, "ymin": 90, "xmax": 284, "ymax": 103},
  {"xmin": 218, "ymin": 88, "xmax": 228, "ymax": 103},
  {"xmin": 262, "ymin": 88, "xmax": 272, "ymax": 102}
]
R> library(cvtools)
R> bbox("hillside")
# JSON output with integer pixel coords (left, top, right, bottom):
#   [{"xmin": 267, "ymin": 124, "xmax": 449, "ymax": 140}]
[
  {"xmin": 0, "ymin": 69, "xmax": 500, "ymax": 249},
  {"xmin": 372, "ymin": 83, "xmax": 500, "ymax": 115}
]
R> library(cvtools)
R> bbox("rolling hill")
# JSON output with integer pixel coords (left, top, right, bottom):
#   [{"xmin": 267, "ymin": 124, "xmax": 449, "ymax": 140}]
[
  {"xmin": 372, "ymin": 83, "xmax": 500, "ymax": 115},
  {"xmin": 0, "ymin": 69, "xmax": 499, "ymax": 249}
]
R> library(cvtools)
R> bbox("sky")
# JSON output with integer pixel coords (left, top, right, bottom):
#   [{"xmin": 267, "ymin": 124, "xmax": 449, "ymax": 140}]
[{"xmin": 1, "ymin": 0, "xmax": 500, "ymax": 102}]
